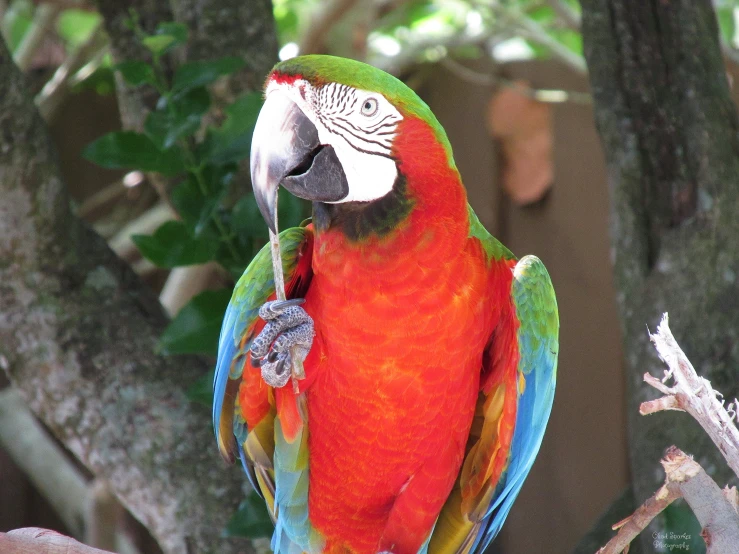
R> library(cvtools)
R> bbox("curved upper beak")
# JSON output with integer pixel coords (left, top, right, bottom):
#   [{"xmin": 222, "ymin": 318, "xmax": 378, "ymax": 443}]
[{"xmin": 250, "ymin": 90, "xmax": 348, "ymax": 232}]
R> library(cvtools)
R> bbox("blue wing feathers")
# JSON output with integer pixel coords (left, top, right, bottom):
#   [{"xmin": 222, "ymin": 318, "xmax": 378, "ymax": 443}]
[{"xmin": 472, "ymin": 255, "xmax": 558, "ymax": 552}]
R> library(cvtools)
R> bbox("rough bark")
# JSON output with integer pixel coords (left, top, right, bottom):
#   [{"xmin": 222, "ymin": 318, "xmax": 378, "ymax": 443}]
[
  {"xmin": 169, "ymin": 0, "xmax": 278, "ymax": 95},
  {"xmin": 580, "ymin": 0, "xmax": 739, "ymax": 547},
  {"xmin": 0, "ymin": 37, "xmax": 250, "ymax": 554}
]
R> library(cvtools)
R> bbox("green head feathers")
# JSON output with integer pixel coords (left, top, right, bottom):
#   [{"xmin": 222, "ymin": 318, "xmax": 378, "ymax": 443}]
[{"xmin": 271, "ymin": 55, "xmax": 454, "ymax": 163}]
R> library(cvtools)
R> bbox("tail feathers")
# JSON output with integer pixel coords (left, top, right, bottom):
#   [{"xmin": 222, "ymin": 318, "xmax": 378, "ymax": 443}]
[{"xmin": 272, "ymin": 418, "xmax": 324, "ymax": 554}]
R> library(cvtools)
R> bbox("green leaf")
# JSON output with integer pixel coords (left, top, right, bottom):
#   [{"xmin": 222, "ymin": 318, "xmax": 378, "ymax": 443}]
[
  {"xmin": 171, "ymin": 176, "xmax": 206, "ymax": 229},
  {"xmin": 186, "ymin": 370, "xmax": 215, "ymax": 406},
  {"xmin": 145, "ymin": 111, "xmax": 199, "ymax": 150},
  {"xmin": 204, "ymin": 93, "xmax": 262, "ymax": 165},
  {"xmin": 155, "ymin": 22, "xmax": 189, "ymax": 44},
  {"xmin": 82, "ymin": 132, "xmax": 184, "ymax": 176},
  {"xmin": 274, "ymin": 7, "xmax": 299, "ymax": 43},
  {"xmin": 174, "ymin": 177, "xmax": 230, "ymax": 240},
  {"xmin": 141, "ymin": 21, "xmax": 189, "ymax": 56},
  {"xmin": 142, "ymin": 34, "xmax": 177, "ymax": 56},
  {"xmin": 717, "ymin": 7, "xmax": 736, "ymax": 45},
  {"xmin": 145, "ymin": 88, "xmax": 210, "ymax": 150},
  {"xmin": 171, "ymin": 57, "xmax": 246, "ymax": 95},
  {"xmin": 231, "ymin": 193, "xmax": 269, "ymax": 242},
  {"xmin": 115, "ymin": 60, "xmax": 156, "ymax": 87},
  {"xmin": 527, "ymin": 5, "xmax": 555, "ymax": 24},
  {"xmin": 6, "ymin": 1, "xmax": 33, "ymax": 51},
  {"xmin": 171, "ymin": 86, "xmax": 211, "ymax": 117},
  {"xmin": 223, "ymin": 492, "xmax": 274, "ymax": 538},
  {"xmin": 57, "ymin": 9, "xmax": 102, "ymax": 47},
  {"xmin": 158, "ymin": 289, "xmax": 231, "ymax": 356},
  {"xmin": 133, "ymin": 221, "xmax": 218, "ymax": 268},
  {"xmin": 71, "ymin": 66, "xmax": 116, "ymax": 96}
]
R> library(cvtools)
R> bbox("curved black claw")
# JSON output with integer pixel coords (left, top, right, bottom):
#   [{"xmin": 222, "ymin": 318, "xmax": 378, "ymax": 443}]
[
  {"xmin": 250, "ymin": 299, "xmax": 314, "ymax": 388},
  {"xmin": 259, "ymin": 298, "xmax": 306, "ymax": 320}
]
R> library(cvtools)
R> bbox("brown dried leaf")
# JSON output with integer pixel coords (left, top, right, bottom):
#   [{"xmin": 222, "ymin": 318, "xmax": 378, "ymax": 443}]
[{"xmin": 488, "ymin": 81, "xmax": 553, "ymax": 206}]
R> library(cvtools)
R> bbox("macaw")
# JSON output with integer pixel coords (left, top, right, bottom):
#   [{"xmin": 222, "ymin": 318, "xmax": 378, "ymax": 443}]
[{"xmin": 213, "ymin": 55, "xmax": 558, "ymax": 554}]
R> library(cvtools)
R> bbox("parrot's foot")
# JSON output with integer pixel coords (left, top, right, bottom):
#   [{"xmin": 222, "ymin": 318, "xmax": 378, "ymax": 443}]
[{"xmin": 250, "ymin": 299, "xmax": 314, "ymax": 388}]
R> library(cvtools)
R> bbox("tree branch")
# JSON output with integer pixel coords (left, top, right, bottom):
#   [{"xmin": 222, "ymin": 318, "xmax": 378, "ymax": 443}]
[
  {"xmin": 547, "ymin": 0, "xmax": 581, "ymax": 31},
  {"xmin": 36, "ymin": 23, "xmax": 108, "ymax": 122},
  {"xmin": 596, "ymin": 466, "xmax": 682, "ymax": 554},
  {"xmin": 597, "ymin": 447, "xmax": 739, "ymax": 554},
  {"xmin": 640, "ymin": 314, "xmax": 739, "ymax": 479},
  {"xmin": 0, "ymin": 388, "xmax": 89, "ymax": 538},
  {"xmin": 597, "ymin": 313, "xmax": 739, "ymax": 553},
  {"xmin": 13, "ymin": 3, "xmax": 61, "ymax": 71},
  {"xmin": 0, "ymin": 36, "xmax": 248, "ymax": 554}
]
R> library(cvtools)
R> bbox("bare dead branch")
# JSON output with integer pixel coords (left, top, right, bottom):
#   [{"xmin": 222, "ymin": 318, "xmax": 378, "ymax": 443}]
[
  {"xmin": 639, "ymin": 395, "xmax": 682, "ymax": 415},
  {"xmin": 598, "ymin": 313, "xmax": 739, "ymax": 554},
  {"xmin": 724, "ymin": 486, "xmax": 739, "ymax": 512},
  {"xmin": 596, "ymin": 473, "xmax": 681, "ymax": 553},
  {"xmin": 641, "ymin": 314, "xmax": 739, "ymax": 479},
  {"xmin": 597, "ymin": 447, "xmax": 739, "ymax": 554}
]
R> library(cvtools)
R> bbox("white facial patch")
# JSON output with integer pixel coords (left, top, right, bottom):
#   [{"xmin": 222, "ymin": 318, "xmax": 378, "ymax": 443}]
[{"xmin": 266, "ymin": 79, "xmax": 403, "ymax": 203}]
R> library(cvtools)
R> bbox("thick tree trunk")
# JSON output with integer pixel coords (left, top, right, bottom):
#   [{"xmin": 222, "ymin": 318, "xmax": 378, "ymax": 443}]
[
  {"xmin": 169, "ymin": 0, "xmax": 278, "ymax": 95},
  {"xmin": 581, "ymin": 0, "xmax": 739, "ymax": 548},
  {"xmin": 0, "ymin": 2, "xmax": 278, "ymax": 549}
]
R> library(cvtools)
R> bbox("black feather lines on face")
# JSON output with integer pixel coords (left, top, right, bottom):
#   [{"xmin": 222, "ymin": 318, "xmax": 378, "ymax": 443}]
[{"xmin": 312, "ymin": 174, "xmax": 414, "ymax": 242}]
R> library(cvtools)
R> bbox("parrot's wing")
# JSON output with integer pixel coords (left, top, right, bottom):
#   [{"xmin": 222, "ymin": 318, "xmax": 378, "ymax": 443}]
[
  {"xmin": 213, "ymin": 225, "xmax": 314, "ymax": 512},
  {"xmin": 430, "ymin": 216, "xmax": 558, "ymax": 554}
]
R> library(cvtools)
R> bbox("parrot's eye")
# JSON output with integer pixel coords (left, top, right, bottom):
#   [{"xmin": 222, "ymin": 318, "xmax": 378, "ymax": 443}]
[{"xmin": 360, "ymin": 97, "xmax": 379, "ymax": 117}]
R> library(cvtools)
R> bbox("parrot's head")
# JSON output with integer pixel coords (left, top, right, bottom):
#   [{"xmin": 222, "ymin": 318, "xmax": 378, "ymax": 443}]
[{"xmin": 250, "ymin": 55, "xmax": 457, "ymax": 235}]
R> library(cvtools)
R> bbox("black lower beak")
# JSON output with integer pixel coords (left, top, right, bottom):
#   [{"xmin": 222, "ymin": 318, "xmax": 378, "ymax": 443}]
[
  {"xmin": 250, "ymin": 91, "xmax": 349, "ymax": 232},
  {"xmin": 282, "ymin": 144, "xmax": 348, "ymax": 205}
]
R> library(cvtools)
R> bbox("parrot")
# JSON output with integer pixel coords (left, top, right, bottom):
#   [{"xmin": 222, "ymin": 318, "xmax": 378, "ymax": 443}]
[{"xmin": 213, "ymin": 54, "xmax": 558, "ymax": 554}]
